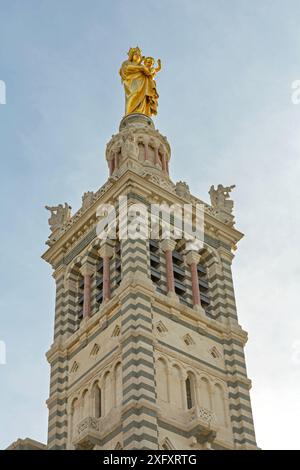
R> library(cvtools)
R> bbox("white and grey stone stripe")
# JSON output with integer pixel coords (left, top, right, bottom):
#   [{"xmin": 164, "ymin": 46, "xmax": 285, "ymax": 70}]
[{"xmin": 120, "ymin": 286, "xmax": 158, "ymax": 449}]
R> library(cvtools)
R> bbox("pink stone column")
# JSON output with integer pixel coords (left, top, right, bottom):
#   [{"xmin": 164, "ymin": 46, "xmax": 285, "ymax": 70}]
[
  {"xmin": 186, "ymin": 251, "xmax": 201, "ymax": 308},
  {"xmin": 99, "ymin": 244, "xmax": 114, "ymax": 303},
  {"xmin": 161, "ymin": 239, "xmax": 176, "ymax": 296},
  {"xmin": 80, "ymin": 263, "xmax": 94, "ymax": 318}
]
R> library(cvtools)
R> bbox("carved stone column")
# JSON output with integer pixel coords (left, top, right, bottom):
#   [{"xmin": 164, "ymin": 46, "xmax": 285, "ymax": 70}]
[
  {"xmin": 98, "ymin": 244, "xmax": 114, "ymax": 302},
  {"xmin": 80, "ymin": 261, "xmax": 94, "ymax": 319},
  {"xmin": 186, "ymin": 251, "xmax": 202, "ymax": 310},
  {"xmin": 161, "ymin": 239, "xmax": 176, "ymax": 296}
]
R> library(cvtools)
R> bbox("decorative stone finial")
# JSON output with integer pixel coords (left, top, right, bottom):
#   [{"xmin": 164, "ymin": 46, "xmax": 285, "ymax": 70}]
[{"xmin": 82, "ymin": 191, "xmax": 94, "ymax": 211}]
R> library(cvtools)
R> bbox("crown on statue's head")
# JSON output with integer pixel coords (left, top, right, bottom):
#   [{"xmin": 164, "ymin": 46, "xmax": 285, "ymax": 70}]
[{"xmin": 127, "ymin": 46, "xmax": 141, "ymax": 58}]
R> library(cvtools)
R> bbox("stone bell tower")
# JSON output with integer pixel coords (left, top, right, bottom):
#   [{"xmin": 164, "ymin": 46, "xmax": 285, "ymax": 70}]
[{"xmin": 42, "ymin": 111, "xmax": 257, "ymax": 450}]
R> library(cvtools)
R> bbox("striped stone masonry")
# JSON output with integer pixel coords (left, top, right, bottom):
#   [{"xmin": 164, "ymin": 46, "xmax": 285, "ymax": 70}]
[
  {"xmin": 40, "ymin": 114, "xmax": 257, "ymax": 450},
  {"xmin": 120, "ymin": 237, "xmax": 159, "ymax": 450},
  {"xmin": 47, "ymin": 348, "xmax": 68, "ymax": 449},
  {"xmin": 223, "ymin": 336, "xmax": 257, "ymax": 449},
  {"xmin": 47, "ymin": 266, "xmax": 69, "ymax": 449}
]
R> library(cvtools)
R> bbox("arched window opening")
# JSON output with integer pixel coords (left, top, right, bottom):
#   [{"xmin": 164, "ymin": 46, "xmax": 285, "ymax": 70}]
[
  {"xmin": 172, "ymin": 242, "xmax": 186, "ymax": 303},
  {"xmin": 186, "ymin": 377, "xmax": 193, "ymax": 409},
  {"xmin": 94, "ymin": 384, "xmax": 102, "ymax": 419},
  {"xmin": 82, "ymin": 389, "xmax": 89, "ymax": 418},
  {"xmin": 67, "ymin": 263, "xmax": 84, "ymax": 331},
  {"xmin": 198, "ymin": 250, "xmax": 213, "ymax": 316},
  {"xmin": 77, "ymin": 275, "xmax": 84, "ymax": 325},
  {"xmin": 186, "ymin": 373, "xmax": 196, "ymax": 410},
  {"xmin": 96, "ymin": 257, "xmax": 104, "ymax": 306},
  {"xmin": 149, "ymin": 240, "xmax": 161, "ymax": 290}
]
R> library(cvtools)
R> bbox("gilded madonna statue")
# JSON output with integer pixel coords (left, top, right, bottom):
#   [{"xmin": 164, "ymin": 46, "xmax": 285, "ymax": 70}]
[{"xmin": 119, "ymin": 46, "xmax": 161, "ymax": 117}]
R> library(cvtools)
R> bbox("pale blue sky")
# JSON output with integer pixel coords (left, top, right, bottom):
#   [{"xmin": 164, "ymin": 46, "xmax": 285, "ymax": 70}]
[{"xmin": 1, "ymin": 0, "xmax": 300, "ymax": 450}]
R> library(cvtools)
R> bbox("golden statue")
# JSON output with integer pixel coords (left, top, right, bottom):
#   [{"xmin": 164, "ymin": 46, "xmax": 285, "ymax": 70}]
[{"xmin": 119, "ymin": 47, "xmax": 161, "ymax": 117}]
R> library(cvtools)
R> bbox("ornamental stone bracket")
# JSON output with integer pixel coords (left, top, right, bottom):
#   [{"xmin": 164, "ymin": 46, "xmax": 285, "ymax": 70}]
[
  {"xmin": 72, "ymin": 408, "xmax": 122, "ymax": 450},
  {"xmin": 189, "ymin": 406, "xmax": 217, "ymax": 446},
  {"xmin": 72, "ymin": 417, "xmax": 101, "ymax": 450}
]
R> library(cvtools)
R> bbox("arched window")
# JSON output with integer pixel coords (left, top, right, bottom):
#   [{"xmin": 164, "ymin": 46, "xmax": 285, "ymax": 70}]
[
  {"xmin": 149, "ymin": 240, "xmax": 161, "ymax": 290},
  {"xmin": 185, "ymin": 377, "xmax": 193, "ymax": 409},
  {"xmin": 197, "ymin": 253, "xmax": 211, "ymax": 314},
  {"xmin": 66, "ymin": 263, "xmax": 84, "ymax": 331},
  {"xmin": 82, "ymin": 389, "xmax": 89, "ymax": 418},
  {"xmin": 96, "ymin": 257, "xmax": 104, "ymax": 306},
  {"xmin": 185, "ymin": 373, "xmax": 196, "ymax": 409},
  {"xmin": 172, "ymin": 242, "xmax": 186, "ymax": 301},
  {"xmin": 93, "ymin": 384, "xmax": 102, "ymax": 419}
]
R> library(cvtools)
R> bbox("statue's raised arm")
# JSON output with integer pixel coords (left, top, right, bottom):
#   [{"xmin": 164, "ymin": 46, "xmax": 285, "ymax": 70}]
[
  {"xmin": 119, "ymin": 47, "xmax": 161, "ymax": 117},
  {"xmin": 45, "ymin": 203, "xmax": 71, "ymax": 232}
]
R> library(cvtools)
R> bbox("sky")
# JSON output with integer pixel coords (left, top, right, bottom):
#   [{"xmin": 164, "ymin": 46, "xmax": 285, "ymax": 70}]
[{"xmin": 0, "ymin": 0, "xmax": 300, "ymax": 450}]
